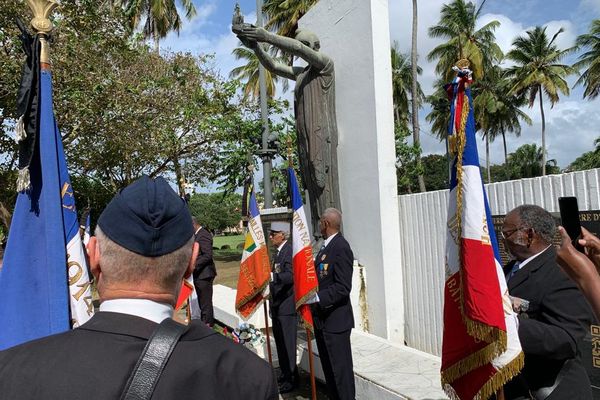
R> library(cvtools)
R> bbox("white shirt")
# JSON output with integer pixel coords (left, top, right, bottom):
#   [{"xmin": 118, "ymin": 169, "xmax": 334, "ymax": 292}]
[
  {"xmin": 277, "ymin": 240, "xmax": 287, "ymax": 254},
  {"xmin": 515, "ymin": 245, "xmax": 552, "ymax": 271},
  {"xmin": 99, "ymin": 299, "xmax": 173, "ymax": 323},
  {"xmin": 323, "ymin": 232, "xmax": 338, "ymax": 248}
]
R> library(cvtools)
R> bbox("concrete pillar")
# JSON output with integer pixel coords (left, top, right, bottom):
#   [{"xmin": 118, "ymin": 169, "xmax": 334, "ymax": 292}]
[{"xmin": 300, "ymin": 0, "xmax": 404, "ymax": 343}]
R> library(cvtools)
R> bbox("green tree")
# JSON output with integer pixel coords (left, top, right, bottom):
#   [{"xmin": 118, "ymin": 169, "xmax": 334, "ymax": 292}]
[
  {"xmin": 188, "ymin": 192, "xmax": 243, "ymax": 232},
  {"xmin": 395, "ymin": 125, "xmax": 422, "ymax": 194},
  {"xmin": 427, "ymin": 0, "xmax": 502, "ymax": 81},
  {"xmin": 229, "ymin": 46, "xmax": 289, "ymax": 99},
  {"xmin": 419, "ymin": 153, "xmax": 449, "ymax": 192},
  {"xmin": 262, "ymin": 0, "xmax": 318, "ymax": 38},
  {"xmin": 474, "ymin": 65, "xmax": 532, "ymax": 181},
  {"xmin": 506, "ymin": 26, "xmax": 576, "ymax": 175},
  {"xmin": 507, "ymin": 143, "xmax": 559, "ymax": 178},
  {"xmin": 116, "ymin": 0, "xmax": 196, "ymax": 52},
  {"xmin": 566, "ymin": 137, "xmax": 600, "ymax": 171},
  {"xmin": 574, "ymin": 19, "xmax": 600, "ymax": 99}
]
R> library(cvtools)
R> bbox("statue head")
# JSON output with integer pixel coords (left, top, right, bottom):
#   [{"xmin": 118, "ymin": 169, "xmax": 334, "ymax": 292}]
[{"xmin": 295, "ymin": 30, "xmax": 320, "ymax": 51}]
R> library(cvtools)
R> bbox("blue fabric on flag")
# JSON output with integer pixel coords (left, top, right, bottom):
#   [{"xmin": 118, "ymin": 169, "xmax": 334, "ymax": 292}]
[
  {"xmin": 289, "ymin": 167, "xmax": 303, "ymax": 211},
  {"xmin": 249, "ymin": 189, "xmax": 260, "ymax": 219},
  {"xmin": 0, "ymin": 70, "xmax": 71, "ymax": 350}
]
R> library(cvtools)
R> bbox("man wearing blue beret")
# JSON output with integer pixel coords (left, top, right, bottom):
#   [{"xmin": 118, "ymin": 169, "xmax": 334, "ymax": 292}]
[{"xmin": 0, "ymin": 175, "xmax": 278, "ymax": 399}]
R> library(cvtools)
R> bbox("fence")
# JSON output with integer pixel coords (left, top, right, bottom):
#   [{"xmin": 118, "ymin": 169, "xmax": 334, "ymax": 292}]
[{"xmin": 397, "ymin": 168, "xmax": 600, "ymax": 356}]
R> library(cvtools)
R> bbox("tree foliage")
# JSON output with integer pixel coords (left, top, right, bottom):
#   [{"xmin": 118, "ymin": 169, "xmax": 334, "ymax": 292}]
[
  {"xmin": 188, "ymin": 192, "xmax": 243, "ymax": 232},
  {"xmin": 574, "ymin": 19, "xmax": 600, "ymax": 100}
]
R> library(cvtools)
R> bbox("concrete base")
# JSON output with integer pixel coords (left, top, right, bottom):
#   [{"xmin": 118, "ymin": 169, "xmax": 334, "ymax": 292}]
[{"xmin": 214, "ymin": 285, "xmax": 448, "ymax": 400}]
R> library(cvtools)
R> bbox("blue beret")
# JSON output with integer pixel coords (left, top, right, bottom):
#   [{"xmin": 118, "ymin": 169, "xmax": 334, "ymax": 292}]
[{"xmin": 97, "ymin": 175, "xmax": 194, "ymax": 257}]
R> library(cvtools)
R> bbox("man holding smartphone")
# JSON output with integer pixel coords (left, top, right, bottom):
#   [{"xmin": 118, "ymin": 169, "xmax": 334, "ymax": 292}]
[{"xmin": 501, "ymin": 204, "xmax": 593, "ymax": 400}]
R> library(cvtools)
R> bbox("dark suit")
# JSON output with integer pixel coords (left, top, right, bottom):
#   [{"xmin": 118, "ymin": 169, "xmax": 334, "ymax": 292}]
[
  {"xmin": 311, "ymin": 233, "xmax": 355, "ymax": 400},
  {"xmin": 269, "ymin": 240, "xmax": 298, "ymax": 384},
  {"xmin": 193, "ymin": 227, "xmax": 217, "ymax": 325},
  {"xmin": 0, "ymin": 312, "xmax": 278, "ymax": 399},
  {"xmin": 503, "ymin": 247, "xmax": 593, "ymax": 400}
]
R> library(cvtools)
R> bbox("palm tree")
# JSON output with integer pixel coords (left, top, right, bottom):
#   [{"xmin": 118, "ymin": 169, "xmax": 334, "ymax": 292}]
[
  {"xmin": 427, "ymin": 0, "xmax": 502, "ymax": 81},
  {"xmin": 506, "ymin": 26, "xmax": 577, "ymax": 175},
  {"xmin": 474, "ymin": 65, "xmax": 532, "ymax": 181},
  {"xmin": 229, "ymin": 46, "xmax": 289, "ymax": 99},
  {"xmin": 574, "ymin": 19, "xmax": 600, "ymax": 99},
  {"xmin": 391, "ymin": 45, "xmax": 424, "ymax": 128},
  {"xmin": 118, "ymin": 0, "xmax": 196, "ymax": 52},
  {"xmin": 262, "ymin": 0, "xmax": 318, "ymax": 38},
  {"xmin": 411, "ymin": 0, "xmax": 426, "ymax": 192},
  {"xmin": 425, "ymin": 79, "xmax": 452, "ymax": 141},
  {"xmin": 508, "ymin": 143, "xmax": 558, "ymax": 178}
]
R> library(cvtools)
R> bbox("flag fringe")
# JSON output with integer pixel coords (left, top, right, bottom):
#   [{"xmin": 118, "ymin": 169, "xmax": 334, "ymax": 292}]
[
  {"xmin": 15, "ymin": 115, "xmax": 26, "ymax": 142},
  {"xmin": 16, "ymin": 168, "xmax": 30, "ymax": 192},
  {"xmin": 442, "ymin": 351, "xmax": 524, "ymax": 400},
  {"xmin": 464, "ymin": 316, "xmax": 505, "ymax": 344},
  {"xmin": 235, "ymin": 280, "xmax": 269, "ymax": 320},
  {"xmin": 441, "ymin": 329, "xmax": 507, "ymax": 384},
  {"xmin": 295, "ymin": 287, "xmax": 318, "ymax": 311}
]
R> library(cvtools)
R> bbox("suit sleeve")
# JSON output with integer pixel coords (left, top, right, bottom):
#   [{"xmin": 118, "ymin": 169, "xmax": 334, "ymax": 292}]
[
  {"xmin": 195, "ymin": 231, "xmax": 213, "ymax": 272},
  {"xmin": 518, "ymin": 271, "xmax": 591, "ymax": 360},
  {"xmin": 317, "ymin": 240, "xmax": 353, "ymax": 309}
]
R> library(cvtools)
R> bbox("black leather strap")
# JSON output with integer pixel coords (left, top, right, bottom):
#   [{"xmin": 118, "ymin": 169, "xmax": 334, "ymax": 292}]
[{"xmin": 120, "ymin": 318, "xmax": 189, "ymax": 400}]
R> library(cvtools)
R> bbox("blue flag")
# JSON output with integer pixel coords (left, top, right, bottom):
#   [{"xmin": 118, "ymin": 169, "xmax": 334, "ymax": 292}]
[{"xmin": 0, "ymin": 69, "xmax": 93, "ymax": 350}]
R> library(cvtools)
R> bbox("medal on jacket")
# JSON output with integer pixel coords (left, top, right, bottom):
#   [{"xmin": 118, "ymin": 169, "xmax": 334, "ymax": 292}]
[
  {"xmin": 319, "ymin": 263, "xmax": 329, "ymax": 278},
  {"xmin": 320, "ymin": 253, "xmax": 326, "ymax": 261}
]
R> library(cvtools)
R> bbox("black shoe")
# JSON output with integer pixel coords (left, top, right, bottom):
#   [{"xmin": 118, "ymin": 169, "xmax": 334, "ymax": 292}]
[
  {"xmin": 277, "ymin": 373, "xmax": 286, "ymax": 384},
  {"xmin": 278, "ymin": 381, "xmax": 295, "ymax": 394}
]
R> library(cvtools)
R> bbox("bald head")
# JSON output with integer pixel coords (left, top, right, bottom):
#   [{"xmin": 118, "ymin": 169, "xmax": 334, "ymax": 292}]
[{"xmin": 319, "ymin": 208, "xmax": 342, "ymax": 238}]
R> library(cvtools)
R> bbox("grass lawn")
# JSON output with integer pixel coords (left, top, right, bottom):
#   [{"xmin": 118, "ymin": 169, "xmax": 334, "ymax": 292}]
[{"xmin": 213, "ymin": 234, "xmax": 244, "ymax": 250}]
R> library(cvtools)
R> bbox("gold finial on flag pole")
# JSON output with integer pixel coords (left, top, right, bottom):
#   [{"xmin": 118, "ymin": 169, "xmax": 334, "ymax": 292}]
[{"xmin": 26, "ymin": 0, "xmax": 58, "ymax": 66}]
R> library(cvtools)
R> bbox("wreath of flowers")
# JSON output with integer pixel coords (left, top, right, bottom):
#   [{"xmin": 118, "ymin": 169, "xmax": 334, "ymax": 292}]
[{"xmin": 232, "ymin": 322, "xmax": 266, "ymax": 348}]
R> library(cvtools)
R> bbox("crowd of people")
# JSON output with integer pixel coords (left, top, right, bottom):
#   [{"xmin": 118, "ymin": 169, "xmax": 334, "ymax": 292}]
[{"xmin": 1, "ymin": 175, "xmax": 600, "ymax": 400}]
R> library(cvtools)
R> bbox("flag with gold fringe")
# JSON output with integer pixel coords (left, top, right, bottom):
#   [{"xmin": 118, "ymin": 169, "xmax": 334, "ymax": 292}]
[
  {"xmin": 288, "ymin": 167, "xmax": 318, "ymax": 332},
  {"xmin": 441, "ymin": 60, "xmax": 523, "ymax": 400},
  {"xmin": 235, "ymin": 188, "xmax": 271, "ymax": 319}
]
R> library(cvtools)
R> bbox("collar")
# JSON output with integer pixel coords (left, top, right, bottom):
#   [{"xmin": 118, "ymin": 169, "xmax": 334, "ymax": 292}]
[
  {"xmin": 323, "ymin": 232, "xmax": 338, "ymax": 248},
  {"xmin": 194, "ymin": 226, "xmax": 202, "ymax": 235},
  {"xmin": 99, "ymin": 299, "xmax": 173, "ymax": 323},
  {"xmin": 516, "ymin": 245, "xmax": 552, "ymax": 270},
  {"xmin": 277, "ymin": 240, "xmax": 288, "ymax": 253}
]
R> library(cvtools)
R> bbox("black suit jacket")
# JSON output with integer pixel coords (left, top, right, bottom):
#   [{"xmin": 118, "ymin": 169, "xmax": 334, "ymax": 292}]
[
  {"xmin": 503, "ymin": 247, "xmax": 593, "ymax": 399},
  {"xmin": 269, "ymin": 241, "xmax": 295, "ymax": 315},
  {"xmin": 0, "ymin": 312, "xmax": 278, "ymax": 400},
  {"xmin": 311, "ymin": 234, "xmax": 354, "ymax": 333},
  {"xmin": 194, "ymin": 227, "xmax": 217, "ymax": 280}
]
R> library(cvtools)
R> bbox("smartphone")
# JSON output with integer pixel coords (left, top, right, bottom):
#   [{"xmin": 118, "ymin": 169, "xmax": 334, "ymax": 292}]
[{"xmin": 558, "ymin": 196, "xmax": 584, "ymax": 252}]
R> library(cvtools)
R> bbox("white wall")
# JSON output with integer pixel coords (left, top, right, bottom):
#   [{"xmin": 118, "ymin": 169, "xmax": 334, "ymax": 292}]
[
  {"xmin": 300, "ymin": 0, "xmax": 404, "ymax": 342},
  {"xmin": 398, "ymin": 168, "xmax": 600, "ymax": 355}
]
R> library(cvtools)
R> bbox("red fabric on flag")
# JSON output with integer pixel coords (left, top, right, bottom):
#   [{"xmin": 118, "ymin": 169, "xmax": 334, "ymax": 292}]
[
  {"xmin": 235, "ymin": 246, "xmax": 270, "ymax": 319},
  {"xmin": 175, "ymin": 279, "xmax": 195, "ymax": 311},
  {"xmin": 293, "ymin": 247, "xmax": 318, "ymax": 331}
]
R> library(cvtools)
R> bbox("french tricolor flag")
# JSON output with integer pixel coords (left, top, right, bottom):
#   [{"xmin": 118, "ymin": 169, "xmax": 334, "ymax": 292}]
[
  {"xmin": 441, "ymin": 66, "xmax": 523, "ymax": 399},
  {"xmin": 288, "ymin": 167, "xmax": 318, "ymax": 331}
]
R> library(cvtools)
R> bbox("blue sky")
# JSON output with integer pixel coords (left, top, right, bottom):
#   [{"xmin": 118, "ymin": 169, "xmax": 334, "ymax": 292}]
[{"xmin": 161, "ymin": 0, "xmax": 600, "ymax": 169}]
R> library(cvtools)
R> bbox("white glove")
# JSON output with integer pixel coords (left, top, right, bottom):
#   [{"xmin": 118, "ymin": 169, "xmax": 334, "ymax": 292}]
[{"xmin": 304, "ymin": 294, "xmax": 319, "ymax": 304}]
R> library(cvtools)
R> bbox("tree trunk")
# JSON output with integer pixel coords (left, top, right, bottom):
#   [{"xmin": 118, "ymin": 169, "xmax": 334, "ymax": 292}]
[
  {"xmin": 173, "ymin": 155, "xmax": 186, "ymax": 197},
  {"xmin": 539, "ymin": 88, "xmax": 546, "ymax": 176},
  {"xmin": 502, "ymin": 130, "xmax": 509, "ymax": 180},
  {"xmin": 153, "ymin": 32, "xmax": 160, "ymax": 54},
  {"xmin": 411, "ymin": 0, "xmax": 426, "ymax": 192},
  {"xmin": 486, "ymin": 133, "xmax": 491, "ymax": 183}
]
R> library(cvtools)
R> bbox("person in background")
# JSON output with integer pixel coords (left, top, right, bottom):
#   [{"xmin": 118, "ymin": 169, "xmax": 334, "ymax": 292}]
[
  {"xmin": 192, "ymin": 217, "xmax": 217, "ymax": 326},
  {"xmin": 268, "ymin": 220, "xmax": 299, "ymax": 394}
]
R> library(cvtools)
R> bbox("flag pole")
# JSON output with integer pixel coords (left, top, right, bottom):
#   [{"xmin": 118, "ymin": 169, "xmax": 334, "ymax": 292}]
[
  {"xmin": 306, "ymin": 327, "xmax": 317, "ymax": 400},
  {"xmin": 263, "ymin": 302, "xmax": 273, "ymax": 365},
  {"xmin": 27, "ymin": 0, "xmax": 58, "ymax": 69},
  {"xmin": 496, "ymin": 388, "xmax": 506, "ymax": 400}
]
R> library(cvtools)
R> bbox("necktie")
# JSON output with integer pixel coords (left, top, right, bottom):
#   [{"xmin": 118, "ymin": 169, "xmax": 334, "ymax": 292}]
[{"xmin": 507, "ymin": 262, "xmax": 520, "ymax": 281}]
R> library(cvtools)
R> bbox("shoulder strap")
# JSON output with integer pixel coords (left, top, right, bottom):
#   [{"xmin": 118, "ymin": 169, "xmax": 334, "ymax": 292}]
[{"xmin": 119, "ymin": 318, "xmax": 189, "ymax": 400}]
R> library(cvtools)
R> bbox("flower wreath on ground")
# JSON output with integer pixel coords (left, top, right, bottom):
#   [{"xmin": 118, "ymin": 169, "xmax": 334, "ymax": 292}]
[{"xmin": 232, "ymin": 322, "xmax": 266, "ymax": 349}]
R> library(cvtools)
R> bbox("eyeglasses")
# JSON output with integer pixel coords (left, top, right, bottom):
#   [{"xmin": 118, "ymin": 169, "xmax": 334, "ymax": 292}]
[
  {"xmin": 269, "ymin": 231, "xmax": 281, "ymax": 237},
  {"xmin": 501, "ymin": 226, "xmax": 526, "ymax": 239}
]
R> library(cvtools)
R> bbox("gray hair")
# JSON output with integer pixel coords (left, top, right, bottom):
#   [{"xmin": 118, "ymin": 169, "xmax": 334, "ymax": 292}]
[
  {"xmin": 95, "ymin": 227, "xmax": 194, "ymax": 292},
  {"xmin": 322, "ymin": 208, "xmax": 342, "ymax": 230},
  {"xmin": 512, "ymin": 204, "xmax": 556, "ymax": 244}
]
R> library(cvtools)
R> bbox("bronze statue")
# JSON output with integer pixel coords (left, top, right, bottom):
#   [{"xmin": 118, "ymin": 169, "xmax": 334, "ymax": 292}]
[{"xmin": 233, "ymin": 10, "xmax": 341, "ymax": 238}]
